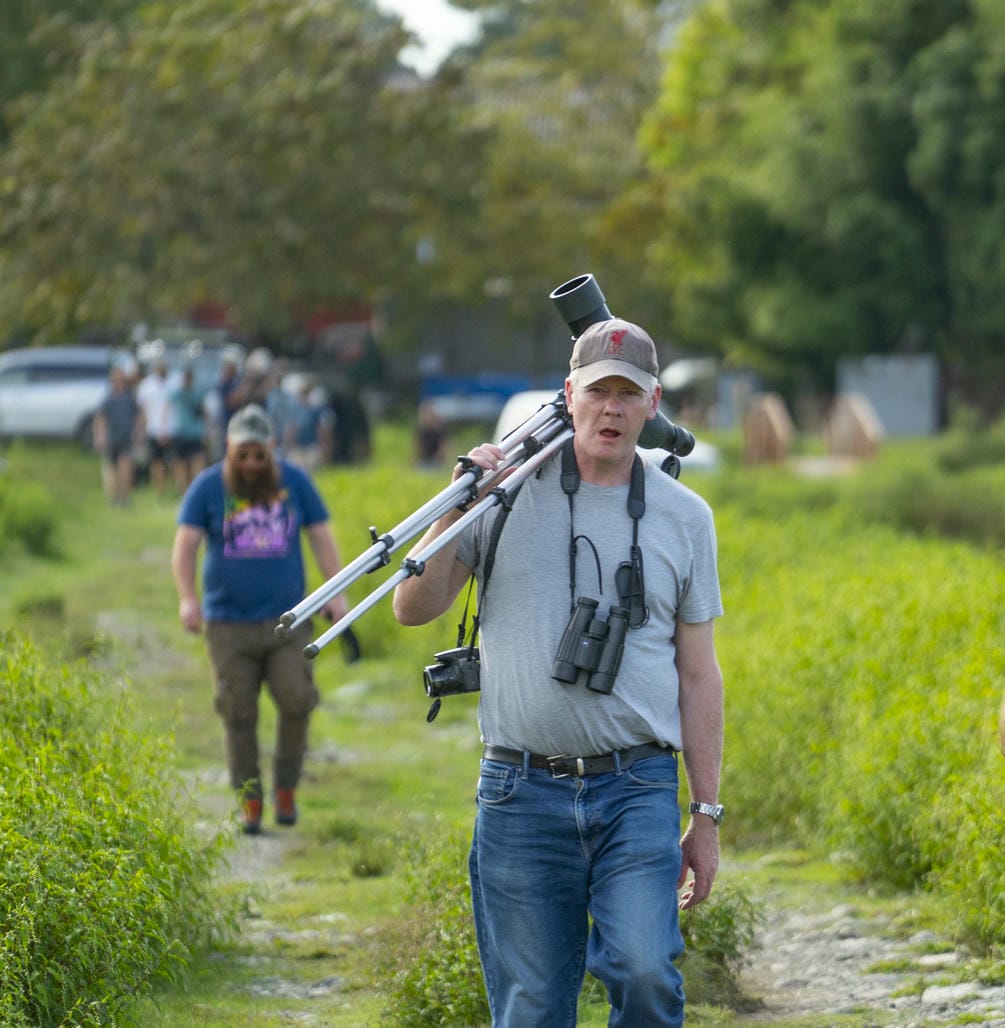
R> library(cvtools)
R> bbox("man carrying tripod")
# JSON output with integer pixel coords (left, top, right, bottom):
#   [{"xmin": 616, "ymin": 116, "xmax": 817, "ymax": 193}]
[{"xmin": 393, "ymin": 317, "xmax": 725, "ymax": 1027}]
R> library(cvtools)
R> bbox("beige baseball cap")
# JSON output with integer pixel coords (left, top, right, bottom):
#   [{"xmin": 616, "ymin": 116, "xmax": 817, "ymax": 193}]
[
  {"xmin": 227, "ymin": 404, "xmax": 273, "ymax": 445},
  {"xmin": 569, "ymin": 318, "xmax": 659, "ymax": 392}
]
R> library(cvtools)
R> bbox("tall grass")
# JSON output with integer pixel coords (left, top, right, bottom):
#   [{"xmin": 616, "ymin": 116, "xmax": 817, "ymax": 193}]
[
  {"xmin": 0, "ymin": 634, "xmax": 233, "ymax": 1026},
  {"xmin": 700, "ymin": 445, "xmax": 1005, "ymax": 950}
]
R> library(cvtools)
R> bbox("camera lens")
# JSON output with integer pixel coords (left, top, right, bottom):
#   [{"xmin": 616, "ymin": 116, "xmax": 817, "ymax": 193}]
[{"xmin": 423, "ymin": 664, "xmax": 451, "ymax": 697}]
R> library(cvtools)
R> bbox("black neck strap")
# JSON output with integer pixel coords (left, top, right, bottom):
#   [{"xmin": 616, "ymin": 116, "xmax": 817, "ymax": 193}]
[{"xmin": 560, "ymin": 439, "xmax": 645, "ymax": 612}]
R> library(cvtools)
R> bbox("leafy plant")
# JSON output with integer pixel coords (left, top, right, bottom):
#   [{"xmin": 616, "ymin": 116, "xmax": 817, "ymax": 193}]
[
  {"xmin": 0, "ymin": 633, "xmax": 235, "ymax": 1026},
  {"xmin": 0, "ymin": 474, "xmax": 58, "ymax": 555},
  {"xmin": 680, "ymin": 881, "xmax": 763, "ymax": 1010},
  {"xmin": 380, "ymin": 826, "xmax": 489, "ymax": 1028}
]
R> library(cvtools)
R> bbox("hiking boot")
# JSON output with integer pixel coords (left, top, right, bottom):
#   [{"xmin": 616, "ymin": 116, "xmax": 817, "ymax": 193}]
[
  {"xmin": 240, "ymin": 798, "xmax": 263, "ymax": 835},
  {"xmin": 275, "ymin": 788, "xmax": 298, "ymax": 826}
]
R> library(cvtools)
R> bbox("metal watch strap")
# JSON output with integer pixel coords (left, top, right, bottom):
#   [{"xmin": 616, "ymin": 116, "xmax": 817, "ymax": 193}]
[{"xmin": 689, "ymin": 801, "xmax": 724, "ymax": 825}]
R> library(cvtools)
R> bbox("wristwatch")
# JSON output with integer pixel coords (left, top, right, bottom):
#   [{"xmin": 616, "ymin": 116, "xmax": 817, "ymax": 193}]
[{"xmin": 689, "ymin": 801, "xmax": 725, "ymax": 826}]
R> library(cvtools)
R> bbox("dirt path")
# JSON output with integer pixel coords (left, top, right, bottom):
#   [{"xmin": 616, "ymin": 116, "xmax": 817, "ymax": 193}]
[{"xmin": 737, "ymin": 896, "xmax": 1005, "ymax": 1026}]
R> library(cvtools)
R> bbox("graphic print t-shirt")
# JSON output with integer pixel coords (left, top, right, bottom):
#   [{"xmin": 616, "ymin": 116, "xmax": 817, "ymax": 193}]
[
  {"xmin": 177, "ymin": 461, "xmax": 329, "ymax": 621},
  {"xmin": 224, "ymin": 494, "xmax": 296, "ymax": 560}
]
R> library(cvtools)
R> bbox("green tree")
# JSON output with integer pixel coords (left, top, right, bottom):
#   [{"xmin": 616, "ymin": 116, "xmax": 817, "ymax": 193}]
[
  {"xmin": 405, "ymin": 0, "xmax": 672, "ymax": 370},
  {"xmin": 0, "ymin": 0, "xmax": 464, "ymax": 340},
  {"xmin": 906, "ymin": 0, "xmax": 1005, "ymax": 360},
  {"xmin": 640, "ymin": 0, "xmax": 999, "ymax": 390},
  {"xmin": 0, "ymin": 0, "xmax": 138, "ymax": 142}
]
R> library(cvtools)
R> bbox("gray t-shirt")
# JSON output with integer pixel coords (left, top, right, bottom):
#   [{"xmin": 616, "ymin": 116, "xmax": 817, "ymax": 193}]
[{"xmin": 456, "ymin": 454, "xmax": 723, "ymax": 755}]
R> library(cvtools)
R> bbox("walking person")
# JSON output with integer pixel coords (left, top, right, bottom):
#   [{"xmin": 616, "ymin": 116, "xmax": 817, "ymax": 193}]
[
  {"xmin": 393, "ymin": 319, "xmax": 725, "ymax": 1026},
  {"xmin": 171, "ymin": 404, "xmax": 348, "ymax": 834},
  {"xmin": 136, "ymin": 358, "xmax": 176, "ymax": 494},
  {"xmin": 285, "ymin": 379, "xmax": 334, "ymax": 472},
  {"xmin": 93, "ymin": 364, "xmax": 140, "ymax": 506},
  {"xmin": 205, "ymin": 351, "xmax": 242, "ymax": 462},
  {"xmin": 168, "ymin": 365, "xmax": 208, "ymax": 492}
]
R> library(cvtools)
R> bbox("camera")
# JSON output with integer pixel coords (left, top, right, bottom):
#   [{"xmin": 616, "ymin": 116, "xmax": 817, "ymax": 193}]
[
  {"xmin": 552, "ymin": 598, "xmax": 631, "ymax": 694},
  {"xmin": 423, "ymin": 646, "xmax": 482, "ymax": 698}
]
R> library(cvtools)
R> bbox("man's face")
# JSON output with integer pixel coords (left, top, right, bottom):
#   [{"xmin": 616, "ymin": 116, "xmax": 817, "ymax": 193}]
[
  {"xmin": 226, "ymin": 442, "xmax": 272, "ymax": 483},
  {"xmin": 565, "ymin": 374, "xmax": 660, "ymax": 468}
]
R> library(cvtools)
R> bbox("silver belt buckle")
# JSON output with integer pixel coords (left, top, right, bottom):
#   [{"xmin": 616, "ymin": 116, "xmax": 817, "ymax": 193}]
[{"xmin": 546, "ymin": 754, "xmax": 585, "ymax": 778}]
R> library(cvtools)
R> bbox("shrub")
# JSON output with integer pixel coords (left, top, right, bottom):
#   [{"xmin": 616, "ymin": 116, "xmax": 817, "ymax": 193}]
[
  {"xmin": 380, "ymin": 826, "xmax": 488, "ymax": 1028},
  {"xmin": 679, "ymin": 881, "xmax": 762, "ymax": 1010},
  {"xmin": 709, "ymin": 485, "xmax": 1005, "ymax": 948},
  {"xmin": 937, "ymin": 414, "xmax": 1005, "ymax": 473},
  {"xmin": 849, "ymin": 463, "xmax": 1005, "ymax": 548},
  {"xmin": 0, "ymin": 633, "xmax": 233, "ymax": 1026},
  {"xmin": 0, "ymin": 476, "xmax": 59, "ymax": 555}
]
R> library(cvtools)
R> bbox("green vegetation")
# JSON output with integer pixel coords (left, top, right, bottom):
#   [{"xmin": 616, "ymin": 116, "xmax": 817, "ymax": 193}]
[
  {"xmin": 0, "ymin": 466, "xmax": 58, "ymax": 556},
  {"xmin": 697, "ymin": 427, "xmax": 1005, "ymax": 950},
  {"xmin": 0, "ymin": 634, "xmax": 232, "ymax": 1026},
  {"xmin": 0, "ymin": 421, "xmax": 1002, "ymax": 1025}
]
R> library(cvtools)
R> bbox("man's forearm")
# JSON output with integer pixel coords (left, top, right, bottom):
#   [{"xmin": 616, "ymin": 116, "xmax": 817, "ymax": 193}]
[
  {"xmin": 679, "ymin": 667, "xmax": 724, "ymax": 803},
  {"xmin": 392, "ymin": 511, "xmax": 470, "ymax": 626}
]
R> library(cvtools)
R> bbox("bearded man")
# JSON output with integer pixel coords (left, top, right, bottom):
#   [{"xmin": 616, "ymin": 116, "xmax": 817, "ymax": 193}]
[{"xmin": 171, "ymin": 403, "xmax": 348, "ymax": 833}]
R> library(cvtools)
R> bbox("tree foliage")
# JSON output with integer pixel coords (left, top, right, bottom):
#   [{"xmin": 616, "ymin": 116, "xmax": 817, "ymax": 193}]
[
  {"xmin": 2, "ymin": 0, "xmax": 1004, "ymax": 399},
  {"xmin": 639, "ymin": 0, "xmax": 1004, "ymax": 386},
  {"xmin": 0, "ymin": 0, "xmax": 459, "ymax": 339},
  {"xmin": 411, "ymin": 0, "xmax": 670, "ymax": 340},
  {"xmin": 0, "ymin": 0, "xmax": 138, "ymax": 142}
]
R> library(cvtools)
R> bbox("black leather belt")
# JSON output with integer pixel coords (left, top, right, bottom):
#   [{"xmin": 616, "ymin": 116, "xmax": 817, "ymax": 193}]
[{"xmin": 482, "ymin": 741, "xmax": 672, "ymax": 778}]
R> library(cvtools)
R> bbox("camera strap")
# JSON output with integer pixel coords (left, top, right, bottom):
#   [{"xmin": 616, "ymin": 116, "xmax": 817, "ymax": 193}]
[
  {"xmin": 427, "ymin": 490, "xmax": 522, "ymax": 724},
  {"xmin": 457, "ymin": 481, "xmax": 525, "ymax": 651},
  {"xmin": 560, "ymin": 439, "xmax": 648, "ymax": 626}
]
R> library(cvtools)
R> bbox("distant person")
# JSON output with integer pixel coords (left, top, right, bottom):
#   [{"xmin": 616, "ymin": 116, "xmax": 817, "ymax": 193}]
[
  {"xmin": 338, "ymin": 331, "xmax": 383, "ymax": 393},
  {"xmin": 136, "ymin": 359, "xmax": 176, "ymax": 493},
  {"xmin": 414, "ymin": 399, "xmax": 447, "ymax": 470},
  {"xmin": 231, "ymin": 346, "xmax": 274, "ymax": 409},
  {"xmin": 286, "ymin": 380, "xmax": 334, "ymax": 472},
  {"xmin": 92, "ymin": 365, "xmax": 140, "ymax": 506},
  {"xmin": 170, "ymin": 404, "xmax": 349, "ymax": 834},
  {"xmin": 264, "ymin": 357, "xmax": 297, "ymax": 460},
  {"xmin": 206, "ymin": 353, "xmax": 243, "ymax": 462},
  {"xmin": 169, "ymin": 366, "xmax": 208, "ymax": 491},
  {"xmin": 326, "ymin": 377, "xmax": 371, "ymax": 465}
]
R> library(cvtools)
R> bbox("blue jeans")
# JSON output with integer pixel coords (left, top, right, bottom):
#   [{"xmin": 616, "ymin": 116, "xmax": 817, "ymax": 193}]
[{"xmin": 469, "ymin": 752, "xmax": 685, "ymax": 1027}]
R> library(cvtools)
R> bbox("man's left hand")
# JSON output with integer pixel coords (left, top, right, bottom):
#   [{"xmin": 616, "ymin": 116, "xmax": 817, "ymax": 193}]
[{"xmin": 677, "ymin": 818, "xmax": 719, "ymax": 910}]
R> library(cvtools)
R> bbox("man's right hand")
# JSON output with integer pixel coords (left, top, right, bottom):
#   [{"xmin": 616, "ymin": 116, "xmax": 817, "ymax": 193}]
[{"xmin": 179, "ymin": 597, "xmax": 203, "ymax": 634}]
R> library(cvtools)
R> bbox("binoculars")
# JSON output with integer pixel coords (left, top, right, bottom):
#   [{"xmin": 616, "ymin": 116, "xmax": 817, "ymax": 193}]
[{"xmin": 552, "ymin": 597, "xmax": 630, "ymax": 695}]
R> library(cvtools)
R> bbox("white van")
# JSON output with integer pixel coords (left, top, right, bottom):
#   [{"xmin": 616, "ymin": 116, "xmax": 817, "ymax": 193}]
[{"xmin": 0, "ymin": 345, "xmax": 122, "ymax": 444}]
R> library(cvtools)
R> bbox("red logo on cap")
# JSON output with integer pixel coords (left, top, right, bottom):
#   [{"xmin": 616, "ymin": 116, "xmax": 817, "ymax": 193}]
[{"xmin": 608, "ymin": 329, "xmax": 627, "ymax": 355}]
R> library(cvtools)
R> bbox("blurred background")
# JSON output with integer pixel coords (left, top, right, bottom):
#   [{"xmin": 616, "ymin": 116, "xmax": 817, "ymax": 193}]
[{"xmin": 1, "ymin": 0, "xmax": 1003, "ymax": 454}]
